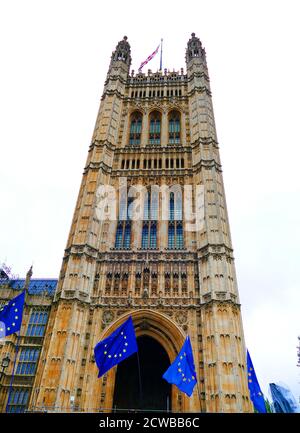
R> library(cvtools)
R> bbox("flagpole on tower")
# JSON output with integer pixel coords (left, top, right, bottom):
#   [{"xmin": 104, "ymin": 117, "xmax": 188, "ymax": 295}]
[
  {"xmin": 160, "ymin": 38, "xmax": 163, "ymax": 71},
  {"xmin": 136, "ymin": 351, "xmax": 144, "ymax": 410}
]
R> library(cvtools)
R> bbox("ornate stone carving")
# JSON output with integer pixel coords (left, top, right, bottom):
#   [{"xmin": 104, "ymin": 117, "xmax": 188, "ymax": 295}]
[
  {"xmin": 102, "ymin": 310, "xmax": 115, "ymax": 324},
  {"xmin": 139, "ymin": 320, "xmax": 150, "ymax": 331},
  {"xmin": 175, "ymin": 311, "xmax": 187, "ymax": 325}
]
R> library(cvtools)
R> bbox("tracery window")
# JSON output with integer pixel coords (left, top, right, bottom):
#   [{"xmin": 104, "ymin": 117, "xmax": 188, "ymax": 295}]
[
  {"xmin": 149, "ymin": 111, "xmax": 161, "ymax": 145},
  {"xmin": 168, "ymin": 192, "xmax": 184, "ymax": 249},
  {"xmin": 141, "ymin": 188, "xmax": 158, "ymax": 249},
  {"xmin": 129, "ymin": 111, "xmax": 142, "ymax": 145},
  {"xmin": 169, "ymin": 110, "xmax": 181, "ymax": 144},
  {"xmin": 114, "ymin": 197, "xmax": 132, "ymax": 249},
  {"xmin": 26, "ymin": 309, "xmax": 48, "ymax": 337},
  {"xmin": 16, "ymin": 348, "xmax": 40, "ymax": 375},
  {"xmin": 6, "ymin": 389, "xmax": 29, "ymax": 413}
]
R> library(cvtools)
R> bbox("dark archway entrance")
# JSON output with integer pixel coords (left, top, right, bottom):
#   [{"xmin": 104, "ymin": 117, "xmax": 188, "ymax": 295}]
[{"xmin": 112, "ymin": 335, "xmax": 171, "ymax": 412}]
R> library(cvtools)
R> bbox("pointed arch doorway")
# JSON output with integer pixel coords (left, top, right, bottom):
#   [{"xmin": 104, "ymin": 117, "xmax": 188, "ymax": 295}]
[{"xmin": 112, "ymin": 335, "xmax": 171, "ymax": 412}]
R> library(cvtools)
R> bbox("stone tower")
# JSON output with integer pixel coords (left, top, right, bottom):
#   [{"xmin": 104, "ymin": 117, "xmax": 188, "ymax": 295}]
[{"xmin": 29, "ymin": 34, "xmax": 252, "ymax": 413}]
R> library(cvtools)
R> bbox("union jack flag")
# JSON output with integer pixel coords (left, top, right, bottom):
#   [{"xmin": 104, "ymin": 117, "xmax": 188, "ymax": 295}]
[{"xmin": 138, "ymin": 44, "xmax": 160, "ymax": 72}]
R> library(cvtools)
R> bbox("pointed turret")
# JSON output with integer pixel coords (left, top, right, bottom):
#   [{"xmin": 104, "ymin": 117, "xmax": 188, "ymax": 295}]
[
  {"xmin": 185, "ymin": 32, "xmax": 206, "ymax": 64},
  {"xmin": 111, "ymin": 35, "xmax": 131, "ymax": 67},
  {"xmin": 185, "ymin": 32, "xmax": 211, "ymax": 97},
  {"xmin": 24, "ymin": 265, "xmax": 33, "ymax": 292},
  {"xmin": 107, "ymin": 35, "xmax": 131, "ymax": 79},
  {"xmin": 103, "ymin": 36, "xmax": 131, "ymax": 98}
]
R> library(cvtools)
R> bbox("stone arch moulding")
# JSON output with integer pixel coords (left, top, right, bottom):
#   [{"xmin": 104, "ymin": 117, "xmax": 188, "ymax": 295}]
[
  {"xmin": 95, "ymin": 309, "xmax": 199, "ymax": 413},
  {"xmin": 147, "ymin": 104, "xmax": 165, "ymax": 115},
  {"xmin": 129, "ymin": 105, "xmax": 146, "ymax": 115},
  {"xmin": 129, "ymin": 107, "xmax": 145, "ymax": 116},
  {"xmin": 100, "ymin": 309, "xmax": 185, "ymax": 355},
  {"xmin": 166, "ymin": 104, "xmax": 184, "ymax": 115}
]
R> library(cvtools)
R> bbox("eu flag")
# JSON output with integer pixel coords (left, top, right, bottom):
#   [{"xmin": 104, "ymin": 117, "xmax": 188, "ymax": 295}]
[
  {"xmin": 247, "ymin": 350, "xmax": 267, "ymax": 413},
  {"xmin": 94, "ymin": 316, "xmax": 138, "ymax": 378},
  {"xmin": 0, "ymin": 291, "xmax": 25, "ymax": 338},
  {"xmin": 162, "ymin": 336, "xmax": 197, "ymax": 397}
]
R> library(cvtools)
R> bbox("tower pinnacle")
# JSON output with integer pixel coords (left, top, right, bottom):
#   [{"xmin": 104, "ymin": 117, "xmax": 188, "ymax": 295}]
[
  {"xmin": 24, "ymin": 265, "xmax": 33, "ymax": 293},
  {"xmin": 111, "ymin": 35, "xmax": 131, "ymax": 67},
  {"xmin": 186, "ymin": 32, "xmax": 206, "ymax": 63}
]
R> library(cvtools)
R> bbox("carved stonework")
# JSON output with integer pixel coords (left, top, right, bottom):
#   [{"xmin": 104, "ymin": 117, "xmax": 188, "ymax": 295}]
[
  {"xmin": 164, "ymin": 311, "xmax": 173, "ymax": 319},
  {"xmin": 102, "ymin": 310, "xmax": 115, "ymax": 324},
  {"xmin": 139, "ymin": 320, "xmax": 150, "ymax": 331},
  {"xmin": 147, "ymin": 102, "xmax": 164, "ymax": 112},
  {"xmin": 165, "ymin": 101, "xmax": 183, "ymax": 113},
  {"xmin": 129, "ymin": 103, "xmax": 146, "ymax": 114},
  {"xmin": 175, "ymin": 311, "xmax": 187, "ymax": 325},
  {"xmin": 25, "ymin": 34, "xmax": 251, "ymax": 416}
]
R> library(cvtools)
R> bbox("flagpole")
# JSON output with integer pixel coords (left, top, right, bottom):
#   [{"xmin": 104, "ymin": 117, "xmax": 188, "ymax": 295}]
[
  {"xmin": 160, "ymin": 38, "xmax": 163, "ymax": 71},
  {"xmin": 136, "ymin": 351, "xmax": 143, "ymax": 410},
  {"xmin": 196, "ymin": 381, "xmax": 203, "ymax": 412},
  {"xmin": 5, "ymin": 331, "xmax": 21, "ymax": 412}
]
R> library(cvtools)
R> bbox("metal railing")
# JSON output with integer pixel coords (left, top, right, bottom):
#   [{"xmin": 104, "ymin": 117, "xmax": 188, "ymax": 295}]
[{"xmin": 27, "ymin": 405, "xmax": 178, "ymax": 413}]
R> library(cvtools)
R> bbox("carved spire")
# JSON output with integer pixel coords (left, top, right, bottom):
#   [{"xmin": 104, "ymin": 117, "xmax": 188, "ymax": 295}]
[
  {"xmin": 186, "ymin": 32, "xmax": 206, "ymax": 64},
  {"xmin": 111, "ymin": 35, "xmax": 131, "ymax": 67},
  {"xmin": 24, "ymin": 265, "xmax": 33, "ymax": 292}
]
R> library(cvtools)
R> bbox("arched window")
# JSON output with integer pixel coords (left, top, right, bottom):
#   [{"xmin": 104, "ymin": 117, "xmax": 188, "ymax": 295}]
[
  {"xmin": 168, "ymin": 110, "xmax": 180, "ymax": 144},
  {"xmin": 176, "ymin": 223, "xmax": 183, "ymax": 249},
  {"xmin": 16, "ymin": 348, "xmax": 40, "ymax": 375},
  {"xmin": 150, "ymin": 222, "xmax": 157, "ymax": 248},
  {"xmin": 168, "ymin": 224, "xmax": 175, "ymax": 249},
  {"xmin": 7, "ymin": 389, "xmax": 29, "ymax": 413},
  {"xmin": 143, "ymin": 190, "xmax": 150, "ymax": 220},
  {"xmin": 151, "ymin": 187, "xmax": 159, "ymax": 220},
  {"xmin": 123, "ymin": 223, "xmax": 131, "ymax": 249},
  {"xmin": 129, "ymin": 111, "xmax": 142, "ymax": 145},
  {"xmin": 169, "ymin": 192, "xmax": 175, "ymax": 220},
  {"xmin": 149, "ymin": 111, "xmax": 161, "ymax": 145},
  {"xmin": 115, "ymin": 196, "xmax": 132, "ymax": 249},
  {"xmin": 142, "ymin": 223, "xmax": 149, "ymax": 249},
  {"xmin": 168, "ymin": 191, "xmax": 184, "ymax": 249},
  {"xmin": 115, "ymin": 223, "xmax": 123, "ymax": 248},
  {"xmin": 141, "ymin": 187, "xmax": 158, "ymax": 249}
]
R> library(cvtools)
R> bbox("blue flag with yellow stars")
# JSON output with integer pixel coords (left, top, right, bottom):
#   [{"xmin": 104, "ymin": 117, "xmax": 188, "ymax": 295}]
[
  {"xmin": 0, "ymin": 291, "xmax": 25, "ymax": 338},
  {"xmin": 94, "ymin": 316, "xmax": 138, "ymax": 378},
  {"xmin": 162, "ymin": 336, "xmax": 197, "ymax": 397},
  {"xmin": 247, "ymin": 350, "xmax": 267, "ymax": 413}
]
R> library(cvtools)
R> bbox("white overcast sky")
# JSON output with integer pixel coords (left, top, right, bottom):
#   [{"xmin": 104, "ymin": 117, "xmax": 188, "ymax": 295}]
[{"xmin": 0, "ymin": 0, "xmax": 299, "ymax": 403}]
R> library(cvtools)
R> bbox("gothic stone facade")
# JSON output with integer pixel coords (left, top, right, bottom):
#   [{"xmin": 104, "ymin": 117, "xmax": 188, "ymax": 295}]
[
  {"xmin": 27, "ymin": 34, "xmax": 252, "ymax": 412},
  {"xmin": 0, "ymin": 278, "xmax": 56, "ymax": 413}
]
